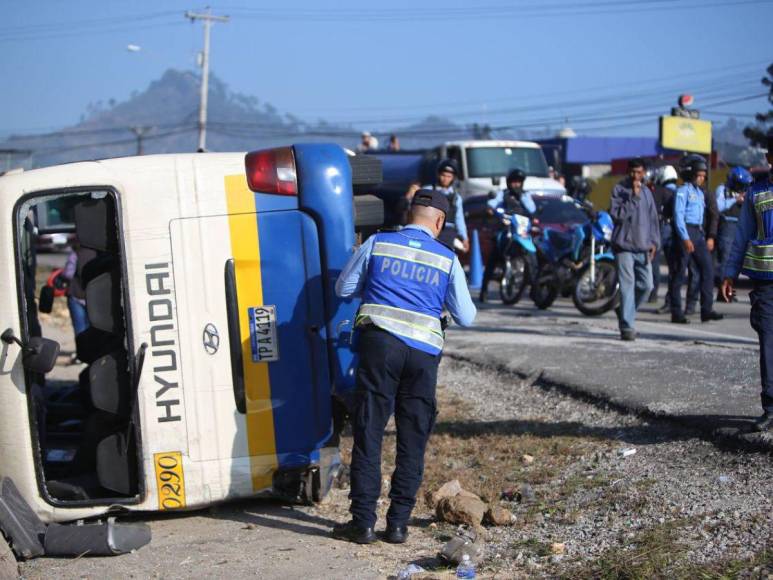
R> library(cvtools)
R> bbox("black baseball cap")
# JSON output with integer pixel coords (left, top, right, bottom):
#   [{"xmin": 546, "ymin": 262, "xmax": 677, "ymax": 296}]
[{"xmin": 412, "ymin": 189, "xmax": 450, "ymax": 215}]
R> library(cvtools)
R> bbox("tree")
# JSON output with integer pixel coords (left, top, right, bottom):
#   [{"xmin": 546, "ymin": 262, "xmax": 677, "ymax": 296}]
[{"xmin": 743, "ymin": 63, "xmax": 773, "ymax": 147}]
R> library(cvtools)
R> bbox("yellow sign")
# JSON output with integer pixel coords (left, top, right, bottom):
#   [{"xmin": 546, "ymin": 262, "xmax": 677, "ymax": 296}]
[
  {"xmin": 154, "ymin": 451, "xmax": 186, "ymax": 510},
  {"xmin": 660, "ymin": 116, "xmax": 712, "ymax": 154}
]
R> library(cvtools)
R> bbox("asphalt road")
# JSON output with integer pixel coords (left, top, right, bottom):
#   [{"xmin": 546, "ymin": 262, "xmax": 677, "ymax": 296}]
[{"xmin": 446, "ymin": 280, "xmax": 770, "ymax": 449}]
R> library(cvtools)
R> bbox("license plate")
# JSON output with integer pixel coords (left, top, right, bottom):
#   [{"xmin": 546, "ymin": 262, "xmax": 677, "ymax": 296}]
[
  {"xmin": 51, "ymin": 233, "xmax": 67, "ymax": 245},
  {"xmin": 248, "ymin": 305, "xmax": 279, "ymax": 363},
  {"xmin": 154, "ymin": 451, "xmax": 186, "ymax": 510}
]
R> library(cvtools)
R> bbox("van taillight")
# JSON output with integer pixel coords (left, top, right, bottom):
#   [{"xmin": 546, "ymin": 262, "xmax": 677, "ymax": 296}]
[{"xmin": 244, "ymin": 147, "xmax": 297, "ymax": 195}]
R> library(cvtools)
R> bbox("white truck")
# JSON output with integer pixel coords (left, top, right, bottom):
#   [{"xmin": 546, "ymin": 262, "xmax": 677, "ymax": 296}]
[{"xmin": 428, "ymin": 140, "xmax": 565, "ymax": 198}]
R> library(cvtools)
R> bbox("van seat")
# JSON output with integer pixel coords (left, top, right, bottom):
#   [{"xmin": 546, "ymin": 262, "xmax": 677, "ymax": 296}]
[
  {"xmin": 74, "ymin": 197, "xmax": 117, "ymax": 253},
  {"xmin": 76, "ymin": 328, "xmax": 123, "ymax": 364},
  {"xmin": 89, "ymin": 351, "xmax": 130, "ymax": 416},
  {"xmin": 81, "ymin": 253, "xmax": 117, "ymax": 287},
  {"xmin": 46, "ymin": 475, "xmax": 103, "ymax": 501},
  {"xmin": 96, "ymin": 432, "xmax": 136, "ymax": 496},
  {"xmin": 85, "ymin": 269, "xmax": 123, "ymax": 334}
]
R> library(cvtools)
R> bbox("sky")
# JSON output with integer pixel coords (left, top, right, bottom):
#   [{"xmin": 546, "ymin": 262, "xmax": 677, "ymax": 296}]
[{"xmin": 1, "ymin": 0, "xmax": 771, "ymax": 139}]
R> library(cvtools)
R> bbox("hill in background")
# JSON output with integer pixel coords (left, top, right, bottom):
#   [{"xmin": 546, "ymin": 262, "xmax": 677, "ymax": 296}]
[{"xmin": 0, "ymin": 68, "xmax": 755, "ymax": 169}]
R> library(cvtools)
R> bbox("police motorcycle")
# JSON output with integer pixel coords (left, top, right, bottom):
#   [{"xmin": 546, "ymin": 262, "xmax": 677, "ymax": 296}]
[
  {"xmin": 494, "ymin": 207, "xmax": 537, "ymax": 304},
  {"xmin": 530, "ymin": 199, "xmax": 619, "ymax": 315}
]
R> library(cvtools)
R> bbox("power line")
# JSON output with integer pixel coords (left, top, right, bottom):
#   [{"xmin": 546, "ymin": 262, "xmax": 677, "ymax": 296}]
[
  {"xmin": 0, "ymin": 20, "xmax": 188, "ymax": 43},
  {"xmin": 31, "ymin": 126, "xmax": 196, "ymax": 155},
  {"xmin": 224, "ymin": 0, "xmax": 772, "ymax": 21}
]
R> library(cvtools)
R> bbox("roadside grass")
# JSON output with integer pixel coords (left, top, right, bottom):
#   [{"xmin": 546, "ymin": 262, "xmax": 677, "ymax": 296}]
[
  {"xmin": 569, "ymin": 520, "xmax": 772, "ymax": 580},
  {"xmin": 336, "ymin": 379, "xmax": 771, "ymax": 577},
  {"xmin": 341, "ymin": 383, "xmax": 613, "ymax": 511}
]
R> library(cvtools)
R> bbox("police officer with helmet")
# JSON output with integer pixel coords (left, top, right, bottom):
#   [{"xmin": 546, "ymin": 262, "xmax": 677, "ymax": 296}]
[
  {"xmin": 669, "ymin": 154, "xmax": 724, "ymax": 323},
  {"xmin": 333, "ymin": 190, "xmax": 476, "ymax": 544},
  {"xmin": 722, "ymin": 131, "xmax": 773, "ymax": 431},
  {"xmin": 422, "ymin": 159, "xmax": 469, "ymax": 252},
  {"xmin": 715, "ymin": 166, "xmax": 753, "ymax": 296},
  {"xmin": 479, "ymin": 168, "xmax": 536, "ymax": 302}
]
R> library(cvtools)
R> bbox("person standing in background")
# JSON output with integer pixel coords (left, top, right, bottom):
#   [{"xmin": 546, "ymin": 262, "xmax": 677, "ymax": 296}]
[
  {"xmin": 609, "ymin": 158, "xmax": 660, "ymax": 341},
  {"xmin": 715, "ymin": 167, "xmax": 753, "ymax": 301},
  {"xmin": 670, "ymin": 155, "xmax": 723, "ymax": 323},
  {"xmin": 650, "ymin": 165, "xmax": 678, "ymax": 305},
  {"xmin": 721, "ymin": 131, "xmax": 773, "ymax": 431}
]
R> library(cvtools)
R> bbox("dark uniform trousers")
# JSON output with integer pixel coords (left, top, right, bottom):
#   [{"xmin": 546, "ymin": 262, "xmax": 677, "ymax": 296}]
[
  {"xmin": 750, "ymin": 280, "xmax": 773, "ymax": 413},
  {"xmin": 349, "ymin": 327, "xmax": 439, "ymax": 529},
  {"xmin": 669, "ymin": 224, "xmax": 714, "ymax": 317}
]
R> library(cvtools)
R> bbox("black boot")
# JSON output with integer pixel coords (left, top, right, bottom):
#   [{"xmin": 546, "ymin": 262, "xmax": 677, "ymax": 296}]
[
  {"xmin": 701, "ymin": 311, "xmax": 724, "ymax": 322},
  {"xmin": 332, "ymin": 520, "xmax": 378, "ymax": 544},
  {"xmin": 754, "ymin": 412, "xmax": 773, "ymax": 432}
]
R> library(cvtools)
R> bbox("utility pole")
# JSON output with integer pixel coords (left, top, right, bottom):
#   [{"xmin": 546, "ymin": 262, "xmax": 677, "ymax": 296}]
[
  {"xmin": 129, "ymin": 126, "xmax": 153, "ymax": 155},
  {"xmin": 185, "ymin": 8, "xmax": 229, "ymax": 152}
]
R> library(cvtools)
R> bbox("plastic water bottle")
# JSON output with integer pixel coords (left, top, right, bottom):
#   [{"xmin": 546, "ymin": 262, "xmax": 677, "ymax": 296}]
[
  {"xmin": 396, "ymin": 563, "xmax": 425, "ymax": 579},
  {"xmin": 455, "ymin": 554, "xmax": 476, "ymax": 579}
]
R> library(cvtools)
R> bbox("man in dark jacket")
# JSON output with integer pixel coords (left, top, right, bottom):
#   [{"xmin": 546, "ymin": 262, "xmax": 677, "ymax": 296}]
[{"xmin": 609, "ymin": 158, "xmax": 660, "ymax": 340}]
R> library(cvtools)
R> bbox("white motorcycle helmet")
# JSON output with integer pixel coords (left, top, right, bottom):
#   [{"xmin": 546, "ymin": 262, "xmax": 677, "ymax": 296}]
[{"xmin": 656, "ymin": 165, "xmax": 678, "ymax": 185}]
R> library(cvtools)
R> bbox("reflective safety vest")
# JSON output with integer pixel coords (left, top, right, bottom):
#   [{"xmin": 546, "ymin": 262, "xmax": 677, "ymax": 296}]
[
  {"xmin": 357, "ymin": 229, "xmax": 454, "ymax": 355},
  {"xmin": 742, "ymin": 179, "xmax": 773, "ymax": 280}
]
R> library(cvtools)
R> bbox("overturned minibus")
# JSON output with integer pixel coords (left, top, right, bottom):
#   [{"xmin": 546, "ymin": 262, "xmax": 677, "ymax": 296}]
[{"xmin": 0, "ymin": 144, "xmax": 382, "ymax": 557}]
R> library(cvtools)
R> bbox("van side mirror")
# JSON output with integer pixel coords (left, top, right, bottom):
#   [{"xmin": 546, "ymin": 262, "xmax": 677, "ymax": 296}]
[
  {"xmin": 25, "ymin": 337, "xmax": 61, "ymax": 373},
  {"xmin": 1, "ymin": 329, "xmax": 60, "ymax": 374},
  {"xmin": 491, "ymin": 176, "xmax": 502, "ymax": 187}
]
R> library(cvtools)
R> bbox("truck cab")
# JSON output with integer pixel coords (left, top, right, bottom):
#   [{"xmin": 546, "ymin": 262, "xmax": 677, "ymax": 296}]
[
  {"xmin": 0, "ymin": 144, "xmax": 376, "ymax": 557},
  {"xmin": 431, "ymin": 140, "xmax": 565, "ymax": 199}
]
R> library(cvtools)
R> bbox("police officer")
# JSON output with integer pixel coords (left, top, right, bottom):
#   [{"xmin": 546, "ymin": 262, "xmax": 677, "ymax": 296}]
[
  {"xmin": 722, "ymin": 131, "xmax": 773, "ymax": 431},
  {"xmin": 685, "ymin": 170, "xmax": 720, "ymax": 315},
  {"xmin": 333, "ymin": 190, "xmax": 476, "ymax": 544},
  {"xmin": 421, "ymin": 159, "xmax": 469, "ymax": 252},
  {"xmin": 568, "ymin": 176, "xmax": 592, "ymax": 204},
  {"xmin": 479, "ymin": 168, "xmax": 536, "ymax": 302},
  {"xmin": 715, "ymin": 166, "xmax": 753, "ymax": 297},
  {"xmin": 669, "ymin": 154, "xmax": 723, "ymax": 323},
  {"xmin": 653, "ymin": 165, "xmax": 678, "ymax": 310}
]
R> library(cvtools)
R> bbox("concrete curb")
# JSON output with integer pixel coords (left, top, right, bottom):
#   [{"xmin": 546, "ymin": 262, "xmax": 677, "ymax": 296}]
[{"xmin": 445, "ymin": 348, "xmax": 773, "ymax": 453}]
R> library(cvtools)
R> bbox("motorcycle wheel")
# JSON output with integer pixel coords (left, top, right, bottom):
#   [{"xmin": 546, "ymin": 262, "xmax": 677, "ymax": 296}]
[
  {"xmin": 531, "ymin": 266, "xmax": 558, "ymax": 310},
  {"xmin": 572, "ymin": 260, "xmax": 619, "ymax": 316},
  {"xmin": 499, "ymin": 256, "xmax": 528, "ymax": 305}
]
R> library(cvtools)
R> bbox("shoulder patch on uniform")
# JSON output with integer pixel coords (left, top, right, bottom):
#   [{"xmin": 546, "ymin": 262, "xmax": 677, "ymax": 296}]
[{"xmin": 408, "ymin": 240, "xmax": 422, "ymax": 248}]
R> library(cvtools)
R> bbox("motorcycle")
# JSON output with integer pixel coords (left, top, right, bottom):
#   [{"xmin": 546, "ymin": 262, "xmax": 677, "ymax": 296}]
[
  {"xmin": 495, "ymin": 208, "xmax": 538, "ymax": 304},
  {"xmin": 531, "ymin": 204, "xmax": 619, "ymax": 315}
]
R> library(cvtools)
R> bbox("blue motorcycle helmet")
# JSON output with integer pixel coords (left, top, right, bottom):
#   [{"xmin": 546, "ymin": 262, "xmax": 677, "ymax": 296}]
[
  {"xmin": 594, "ymin": 210, "xmax": 614, "ymax": 242},
  {"xmin": 726, "ymin": 166, "xmax": 753, "ymax": 192}
]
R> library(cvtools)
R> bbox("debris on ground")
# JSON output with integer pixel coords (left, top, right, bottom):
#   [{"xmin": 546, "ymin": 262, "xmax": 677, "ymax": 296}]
[
  {"xmin": 550, "ymin": 542, "xmax": 566, "ymax": 555},
  {"xmin": 436, "ymin": 494, "xmax": 487, "ymax": 528},
  {"xmin": 440, "ymin": 527, "xmax": 484, "ymax": 566},
  {"xmin": 484, "ymin": 505, "xmax": 515, "ymax": 526},
  {"xmin": 396, "ymin": 562, "xmax": 426, "ymax": 579},
  {"xmin": 426, "ymin": 479, "xmax": 463, "ymax": 509}
]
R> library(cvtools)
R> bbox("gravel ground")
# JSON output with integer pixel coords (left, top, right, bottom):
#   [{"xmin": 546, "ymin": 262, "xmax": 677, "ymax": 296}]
[
  {"xmin": 438, "ymin": 358, "xmax": 773, "ymax": 577},
  {"xmin": 16, "ymin": 358, "xmax": 773, "ymax": 579}
]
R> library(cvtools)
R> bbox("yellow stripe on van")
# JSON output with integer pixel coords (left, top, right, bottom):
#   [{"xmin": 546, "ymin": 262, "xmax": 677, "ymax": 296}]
[{"xmin": 224, "ymin": 174, "xmax": 277, "ymax": 492}]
